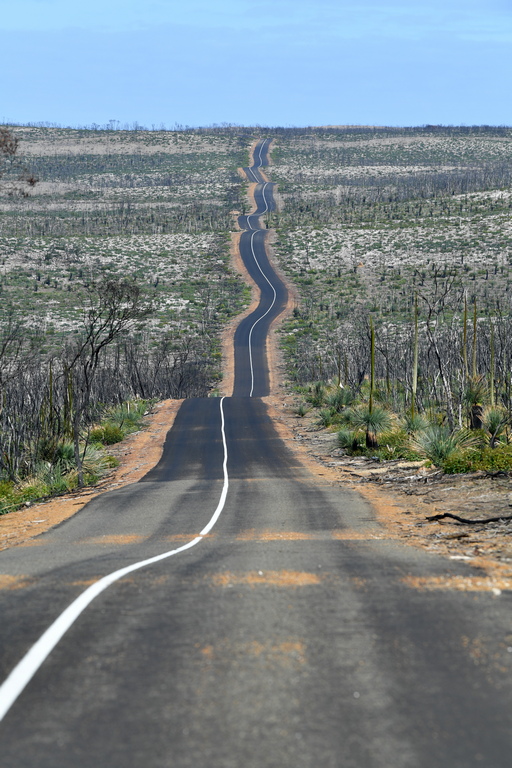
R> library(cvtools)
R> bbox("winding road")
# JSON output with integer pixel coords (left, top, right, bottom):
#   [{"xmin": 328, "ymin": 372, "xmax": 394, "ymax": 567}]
[{"xmin": 1, "ymin": 141, "xmax": 512, "ymax": 767}]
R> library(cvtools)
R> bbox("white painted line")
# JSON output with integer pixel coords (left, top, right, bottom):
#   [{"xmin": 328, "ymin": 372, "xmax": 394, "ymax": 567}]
[
  {"xmin": 247, "ymin": 180, "xmax": 270, "ymax": 230},
  {"xmin": 242, "ymin": 145, "xmax": 279, "ymax": 397},
  {"xmin": 245, "ymin": 139, "xmax": 268, "ymax": 187},
  {"xmin": 256, "ymin": 139, "xmax": 268, "ymax": 169},
  {"xmin": 247, "ymin": 226, "xmax": 277, "ymax": 397},
  {"xmin": 0, "ymin": 397, "xmax": 230, "ymax": 724},
  {"xmin": 246, "ymin": 166, "xmax": 260, "ymax": 183},
  {"xmin": 199, "ymin": 396, "xmax": 228, "ymax": 535}
]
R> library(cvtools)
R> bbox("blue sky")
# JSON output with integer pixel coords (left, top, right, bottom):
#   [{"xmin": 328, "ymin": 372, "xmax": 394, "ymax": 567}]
[{"xmin": 2, "ymin": 0, "xmax": 511, "ymax": 127}]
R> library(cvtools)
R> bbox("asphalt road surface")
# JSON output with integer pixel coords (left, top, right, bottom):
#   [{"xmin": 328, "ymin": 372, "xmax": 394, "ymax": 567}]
[
  {"xmin": 1, "ymin": 141, "xmax": 512, "ymax": 767},
  {"xmin": 234, "ymin": 139, "xmax": 285, "ymax": 397}
]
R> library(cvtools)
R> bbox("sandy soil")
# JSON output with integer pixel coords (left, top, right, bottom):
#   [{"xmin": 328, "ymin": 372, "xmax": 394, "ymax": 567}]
[{"xmin": 263, "ymin": 230, "xmax": 299, "ymax": 394}]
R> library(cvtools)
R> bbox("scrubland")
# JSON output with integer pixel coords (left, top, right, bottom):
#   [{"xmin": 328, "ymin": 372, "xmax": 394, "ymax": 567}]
[
  {"xmin": 1, "ymin": 127, "xmax": 250, "ymax": 341},
  {"xmin": 0, "ymin": 125, "xmax": 252, "ymax": 508},
  {"xmin": 267, "ymin": 127, "xmax": 512, "ymax": 473}
]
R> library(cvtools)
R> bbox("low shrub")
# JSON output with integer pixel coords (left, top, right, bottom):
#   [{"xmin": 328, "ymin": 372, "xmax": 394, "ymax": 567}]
[
  {"xmin": 370, "ymin": 429, "xmax": 423, "ymax": 461},
  {"xmin": 402, "ymin": 412, "xmax": 429, "ymax": 434},
  {"xmin": 0, "ymin": 437, "xmax": 119, "ymax": 515},
  {"xmin": 338, "ymin": 428, "xmax": 363, "ymax": 451},
  {"xmin": 91, "ymin": 399, "xmax": 152, "ymax": 444},
  {"xmin": 442, "ymin": 445, "xmax": 512, "ymax": 474},
  {"xmin": 53, "ymin": 442, "xmax": 76, "ymax": 471},
  {"xmin": 412, "ymin": 426, "xmax": 478, "ymax": 467},
  {"xmin": 326, "ymin": 388, "xmax": 354, "ymax": 412},
  {"xmin": 306, "ymin": 382, "xmax": 327, "ymax": 407},
  {"xmin": 317, "ymin": 408, "xmax": 338, "ymax": 428},
  {"xmin": 107, "ymin": 400, "xmax": 149, "ymax": 431},
  {"xmin": 90, "ymin": 424, "xmax": 124, "ymax": 445},
  {"xmin": 0, "ymin": 480, "xmax": 14, "ymax": 497}
]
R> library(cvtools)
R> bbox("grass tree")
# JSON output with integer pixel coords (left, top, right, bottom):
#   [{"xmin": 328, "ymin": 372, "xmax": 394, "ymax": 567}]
[
  {"xmin": 462, "ymin": 293, "xmax": 469, "ymax": 379},
  {"xmin": 489, "ymin": 319, "xmax": 495, "ymax": 408},
  {"xmin": 369, "ymin": 315, "xmax": 375, "ymax": 416},
  {"xmin": 412, "ymin": 425, "xmax": 477, "ymax": 467},
  {"xmin": 402, "ymin": 411, "xmax": 429, "ymax": 434},
  {"xmin": 465, "ymin": 375, "xmax": 487, "ymax": 430},
  {"xmin": 326, "ymin": 387, "xmax": 353, "ymax": 412},
  {"xmin": 342, "ymin": 404, "xmax": 392, "ymax": 450},
  {"xmin": 411, "ymin": 293, "xmax": 419, "ymax": 419},
  {"xmin": 336, "ymin": 316, "xmax": 394, "ymax": 449},
  {"xmin": 481, "ymin": 406, "xmax": 509, "ymax": 449}
]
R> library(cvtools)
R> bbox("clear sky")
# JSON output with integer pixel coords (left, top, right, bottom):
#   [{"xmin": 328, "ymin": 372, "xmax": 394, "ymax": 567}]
[{"xmin": 2, "ymin": 0, "xmax": 511, "ymax": 128}]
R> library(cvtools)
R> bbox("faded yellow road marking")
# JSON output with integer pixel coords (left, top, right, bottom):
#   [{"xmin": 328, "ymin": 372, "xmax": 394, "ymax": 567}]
[
  {"xmin": 331, "ymin": 530, "xmax": 388, "ymax": 540},
  {"xmin": 350, "ymin": 577, "xmax": 368, "ymax": 589},
  {"xmin": 236, "ymin": 529, "xmax": 314, "ymax": 541},
  {"xmin": 199, "ymin": 639, "xmax": 306, "ymax": 667},
  {"xmin": 77, "ymin": 534, "xmax": 145, "ymax": 546},
  {"xmin": 211, "ymin": 570, "xmax": 322, "ymax": 588},
  {"xmin": 0, "ymin": 575, "xmax": 31, "ymax": 590},
  {"xmin": 69, "ymin": 579, "xmax": 98, "ymax": 587},
  {"xmin": 164, "ymin": 533, "xmax": 215, "ymax": 542},
  {"xmin": 402, "ymin": 574, "xmax": 512, "ymax": 592}
]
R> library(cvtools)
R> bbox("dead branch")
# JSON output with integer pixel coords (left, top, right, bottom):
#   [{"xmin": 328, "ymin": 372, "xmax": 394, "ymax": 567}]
[{"xmin": 426, "ymin": 512, "xmax": 512, "ymax": 525}]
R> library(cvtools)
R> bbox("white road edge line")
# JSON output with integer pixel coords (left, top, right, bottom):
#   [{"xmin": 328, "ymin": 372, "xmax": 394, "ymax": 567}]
[
  {"xmin": 245, "ymin": 138, "xmax": 268, "ymax": 190},
  {"xmin": 245, "ymin": 145, "xmax": 277, "ymax": 396},
  {"xmin": 245, "ymin": 180, "xmax": 278, "ymax": 397},
  {"xmin": 0, "ymin": 397, "xmax": 230, "ymax": 724}
]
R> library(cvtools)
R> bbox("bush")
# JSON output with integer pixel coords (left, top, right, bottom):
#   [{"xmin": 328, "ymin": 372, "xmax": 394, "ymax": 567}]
[
  {"xmin": 371, "ymin": 429, "xmax": 422, "ymax": 461},
  {"xmin": 317, "ymin": 407, "xmax": 338, "ymax": 428},
  {"xmin": 33, "ymin": 462, "xmax": 70, "ymax": 494},
  {"xmin": 481, "ymin": 407, "xmax": 510, "ymax": 448},
  {"xmin": 90, "ymin": 424, "xmax": 124, "ymax": 445},
  {"xmin": 0, "ymin": 481, "xmax": 18, "ymax": 515},
  {"xmin": 402, "ymin": 412, "xmax": 429, "ymax": 434},
  {"xmin": 338, "ymin": 428, "xmax": 363, "ymax": 451},
  {"xmin": 442, "ymin": 445, "xmax": 512, "ymax": 474},
  {"xmin": 306, "ymin": 382, "xmax": 326, "ymax": 407},
  {"xmin": 107, "ymin": 400, "xmax": 148, "ymax": 430},
  {"xmin": 326, "ymin": 388, "xmax": 354, "ymax": 412},
  {"xmin": 341, "ymin": 405, "xmax": 393, "ymax": 448},
  {"xmin": 0, "ymin": 479, "xmax": 14, "ymax": 497},
  {"xmin": 91, "ymin": 399, "xmax": 151, "ymax": 444},
  {"xmin": 53, "ymin": 442, "xmax": 76, "ymax": 471},
  {"xmin": 412, "ymin": 426, "xmax": 478, "ymax": 467},
  {"xmin": 0, "ymin": 399, "xmax": 149, "ymax": 514}
]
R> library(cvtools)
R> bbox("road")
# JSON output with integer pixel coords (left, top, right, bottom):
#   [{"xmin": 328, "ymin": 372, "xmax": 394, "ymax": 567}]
[
  {"xmin": 1, "ymin": 140, "xmax": 512, "ymax": 767},
  {"xmin": 233, "ymin": 138, "xmax": 285, "ymax": 397}
]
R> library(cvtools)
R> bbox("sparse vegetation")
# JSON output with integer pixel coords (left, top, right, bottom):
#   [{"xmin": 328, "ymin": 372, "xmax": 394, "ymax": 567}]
[
  {"xmin": 0, "ymin": 397, "xmax": 153, "ymax": 514},
  {"xmin": 268, "ymin": 126, "xmax": 512, "ymax": 473},
  {"xmin": 0, "ymin": 124, "xmax": 259, "ymax": 505}
]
